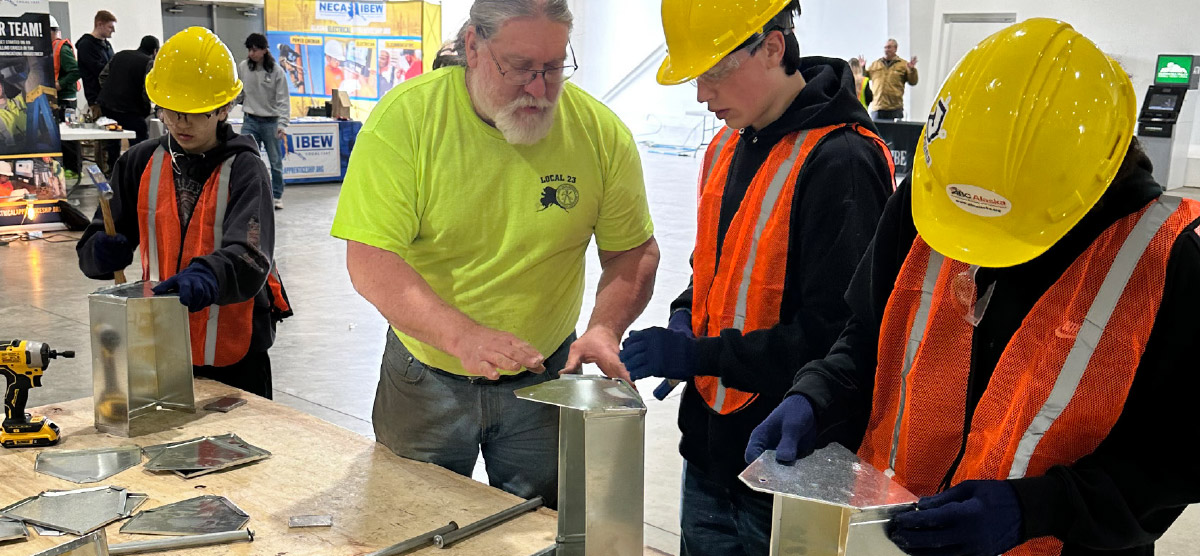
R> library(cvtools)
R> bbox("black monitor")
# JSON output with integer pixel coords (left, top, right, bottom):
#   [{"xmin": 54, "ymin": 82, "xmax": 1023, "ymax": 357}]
[{"xmin": 1140, "ymin": 85, "xmax": 1187, "ymax": 122}]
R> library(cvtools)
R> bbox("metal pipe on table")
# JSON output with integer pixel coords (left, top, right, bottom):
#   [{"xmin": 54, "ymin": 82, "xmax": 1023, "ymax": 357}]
[
  {"xmin": 433, "ymin": 496, "xmax": 544, "ymax": 549},
  {"xmin": 107, "ymin": 529, "xmax": 254, "ymax": 554},
  {"xmin": 364, "ymin": 521, "xmax": 458, "ymax": 556}
]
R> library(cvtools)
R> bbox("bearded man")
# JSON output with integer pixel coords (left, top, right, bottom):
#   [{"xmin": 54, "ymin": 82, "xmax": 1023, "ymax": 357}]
[{"xmin": 330, "ymin": 0, "xmax": 658, "ymax": 508}]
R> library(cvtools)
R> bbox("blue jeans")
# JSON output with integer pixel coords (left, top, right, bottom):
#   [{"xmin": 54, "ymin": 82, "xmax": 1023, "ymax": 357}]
[
  {"xmin": 241, "ymin": 114, "xmax": 285, "ymax": 200},
  {"xmin": 371, "ymin": 329, "xmax": 573, "ymax": 509},
  {"xmin": 680, "ymin": 462, "xmax": 774, "ymax": 556}
]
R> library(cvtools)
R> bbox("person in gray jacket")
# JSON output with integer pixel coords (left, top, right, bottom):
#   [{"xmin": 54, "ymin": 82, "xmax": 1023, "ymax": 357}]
[{"xmin": 237, "ymin": 33, "xmax": 290, "ymax": 210}]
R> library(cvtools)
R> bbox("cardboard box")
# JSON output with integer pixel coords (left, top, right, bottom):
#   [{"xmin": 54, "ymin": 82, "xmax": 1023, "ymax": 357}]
[{"xmin": 331, "ymin": 89, "xmax": 351, "ymax": 120}]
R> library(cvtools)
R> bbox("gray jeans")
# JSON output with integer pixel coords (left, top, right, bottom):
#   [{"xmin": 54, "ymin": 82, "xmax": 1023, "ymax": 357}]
[{"xmin": 372, "ymin": 330, "xmax": 573, "ymax": 508}]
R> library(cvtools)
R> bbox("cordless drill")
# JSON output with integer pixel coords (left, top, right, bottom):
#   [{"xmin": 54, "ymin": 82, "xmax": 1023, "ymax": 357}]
[{"xmin": 1, "ymin": 340, "xmax": 73, "ymax": 448}]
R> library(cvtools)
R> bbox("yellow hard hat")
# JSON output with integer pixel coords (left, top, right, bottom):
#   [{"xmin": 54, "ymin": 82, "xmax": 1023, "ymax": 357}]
[
  {"xmin": 146, "ymin": 27, "xmax": 243, "ymax": 113},
  {"xmin": 657, "ymin": 0, "xmax": 793, "ymax": 85},
  {"xmin": 911, "ymin": 18, "xmax": 1136, "ymax": 268}
]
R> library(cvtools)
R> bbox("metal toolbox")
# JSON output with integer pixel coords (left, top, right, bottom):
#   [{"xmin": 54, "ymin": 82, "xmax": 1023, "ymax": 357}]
[
  {"xmin": 516, "ymin": 375, "xmax": 646, "ymax": 556},
  {"xmin": 88, "ymin": 281, "xmax": 195, "ymax": 437}
]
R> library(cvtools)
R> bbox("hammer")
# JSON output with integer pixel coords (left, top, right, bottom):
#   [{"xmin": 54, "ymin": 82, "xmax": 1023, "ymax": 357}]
[{"xmin": 85, "ymin": 164, "xmax": 126, "ymax": 284}]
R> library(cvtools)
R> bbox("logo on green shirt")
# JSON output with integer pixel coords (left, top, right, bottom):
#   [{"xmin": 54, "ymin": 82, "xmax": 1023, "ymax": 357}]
[{"xmin": 538, "ymin": 176, "xmax": 579, "ymax": 211}]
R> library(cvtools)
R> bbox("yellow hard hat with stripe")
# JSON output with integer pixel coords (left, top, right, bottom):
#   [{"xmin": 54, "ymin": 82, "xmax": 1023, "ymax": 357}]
[
  {"xmin": 146, "ymin": 27, "xmax": 243, "ymax": 114},
  {"xmin": 911, "ymin": 18, "xmax": 1137, "ymax": 267},
  {"xmin": 657, "ymin": 0, "xmax": 794, "ymax": 85}
]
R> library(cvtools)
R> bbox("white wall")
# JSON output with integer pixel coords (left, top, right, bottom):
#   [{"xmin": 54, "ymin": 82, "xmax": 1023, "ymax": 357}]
[{"xmin": 913, "ymin": 0, "xmax": 1200, "ymax": 150}]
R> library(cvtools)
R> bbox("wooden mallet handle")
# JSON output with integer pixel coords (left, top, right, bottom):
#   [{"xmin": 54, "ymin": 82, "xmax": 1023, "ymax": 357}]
[{"xmin": 98, "ymin": 196, "xmax": 126, "ymax": 285}]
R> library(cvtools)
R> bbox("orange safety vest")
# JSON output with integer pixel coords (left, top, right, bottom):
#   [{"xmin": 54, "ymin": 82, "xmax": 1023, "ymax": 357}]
[
  {"xmin": 137, "ymin": 147, "xmax": 289, "ymax": 368},
  {"xmin": 52, "ymin": 38, "xmax": 82, "ymax": 92},
  {"xmin": 691, "ymin": 124, "xmax": 895, "ymax": 415},
  {"xmin": 858, "ymin": 195, "xmax": 1199, "ymax": 556}
]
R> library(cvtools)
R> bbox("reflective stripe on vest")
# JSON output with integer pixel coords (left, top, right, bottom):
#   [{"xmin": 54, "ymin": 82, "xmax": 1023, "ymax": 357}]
[
  {"xmin": 888, "ymin": 247, "xmax": 943, "ymax": 473},
  {"xmin": 145, "ymin": 148, "xmax": 164, "ymax": 282},
  {"xmin": 859, "ymin": 194, "xmax": 1200, "ymax": 554},
  {"xmin": 1008, "ymin": 195, "xmax": 1180, "ymax": 479},
  {"xmin": 691, "ymin": 124, "xmax": 895, "ymax": 415},
  {"xmin": 202, "ymin": 159, "xmax": 234, "ymax": 367}
]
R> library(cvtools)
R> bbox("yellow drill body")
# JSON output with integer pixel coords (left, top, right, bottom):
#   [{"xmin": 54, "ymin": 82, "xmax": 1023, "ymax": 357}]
[{"xmin": 1, "ymin": 340, "xmax": 72, "ymax": 448}]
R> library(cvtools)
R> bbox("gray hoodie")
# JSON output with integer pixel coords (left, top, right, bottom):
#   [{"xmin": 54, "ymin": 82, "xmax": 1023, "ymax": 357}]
[{"xmin": 236, "ymin": 59, "xmax": 290, "ymax": 128}]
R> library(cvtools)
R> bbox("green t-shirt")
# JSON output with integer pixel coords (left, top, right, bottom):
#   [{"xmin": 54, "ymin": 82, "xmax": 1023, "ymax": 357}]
[{"xmin": 331, "ymin": 66, "xmax": 654, "ymax": 375}]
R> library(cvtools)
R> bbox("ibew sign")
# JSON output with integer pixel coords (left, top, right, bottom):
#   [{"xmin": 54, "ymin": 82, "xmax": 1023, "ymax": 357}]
[{"xmin": 316, "ymin": 1, "xmax": 386, "ymax": 24}]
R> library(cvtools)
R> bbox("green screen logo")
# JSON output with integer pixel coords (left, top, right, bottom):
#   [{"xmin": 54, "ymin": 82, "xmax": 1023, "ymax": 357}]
[{"xmin": 1156, "ymin": 55, "xmax": 1193, "ymax": 85}]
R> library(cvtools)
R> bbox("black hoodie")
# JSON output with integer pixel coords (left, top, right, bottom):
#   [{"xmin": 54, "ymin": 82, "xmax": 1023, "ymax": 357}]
[
  {"xmin": 77, "ymin": 123, "xmax": 287, "ymax": 358},
  {"xmin": 792, "ymin": 153, "xmax": 1200, "ymax": 554},
  {"xmin": 672, "ymin": 56, "xmax": 893, "ymax": 483}
]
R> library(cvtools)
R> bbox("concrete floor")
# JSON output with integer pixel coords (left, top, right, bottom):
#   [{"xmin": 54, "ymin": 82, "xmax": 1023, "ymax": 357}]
[{"xmin": 4, "ymin": 149, "xmax": 1198, "ymax": 554}]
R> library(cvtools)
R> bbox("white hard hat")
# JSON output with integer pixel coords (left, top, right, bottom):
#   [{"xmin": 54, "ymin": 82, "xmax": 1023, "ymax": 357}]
[
  {"xmin": 0, "ymin": 161, "xmax": 13, "ymax": 176},
  {"xmin": 324, "ymin": 40, "xmax": 344, "ymax": 61},
  {"xmin": 49, "ymin": 15, "xmax": 59, "ymax": 29}
]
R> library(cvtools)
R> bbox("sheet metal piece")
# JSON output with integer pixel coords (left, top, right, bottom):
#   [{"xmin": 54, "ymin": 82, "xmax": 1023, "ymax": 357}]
[
  {"xmin": 33, "ymin": 524, "xmax": 67, "ymax": 536},
  {"xmin": 0, "ymin": 518, "xmax": 27, "ymax": 542},
  {"xmin": 740, "ymin": 444, "xmax": 918, "ymax": 510},
  {"xmin": 1, "ymin": 486, "xmax": 129, "ymax": 535},
  {"xmin": 141, "ymin": 434, "xmax": 270, "ymax": 478},
  {"xmin": 288, "ymin": 515, "xmax": 333, "ymax": 528},
  {"xmin": 108, "ymin": 529, "xmax": 254, "ymax": 555},
  {"xmin": 35, "ymin": 445, "xmax": 143, "ymax": 483},
  {"xmin": 123, "ymin": 493, "xmax": 149, "ymax": 516},
  {"xmin": 119, "ymin": 495, "xmax": 249, "ymax": 536},
  {"xmin": 514, "ymin": 375, "xmax": 644, "ymax": 415},
  {"xmin": 31, "ymin": 529, "xmax": 108, "ymax": 556}
]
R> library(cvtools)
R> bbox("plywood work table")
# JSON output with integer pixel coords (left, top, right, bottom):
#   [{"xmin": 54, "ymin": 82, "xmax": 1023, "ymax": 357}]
[{"xmin": 0, "ymin": 379, "xmax": 557, "ymax": 555}]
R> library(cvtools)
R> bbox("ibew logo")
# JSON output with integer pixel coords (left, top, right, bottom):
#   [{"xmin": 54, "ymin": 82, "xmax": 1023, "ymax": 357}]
[
  {"xmin": 285, "ymin": 133, "xmax": 336, "ymax": 160},
  {"xmin": 316, "ymin": 1, "xmax": 386, "ymax": 24}
]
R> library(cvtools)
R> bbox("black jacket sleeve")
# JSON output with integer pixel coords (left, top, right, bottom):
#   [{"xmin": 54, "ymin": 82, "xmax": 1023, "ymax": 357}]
[
  {"xmin": 1010, "ymin": 228, "xmax": 1200, "ymax": 550},
  {"xmin": 693, "ymin": 131, "xmax": 891, "ymax": 397},
  {"xmin": 76, "ymin": 38, "xmax": 107, "ymax": 106},
  {"xmin": 191, "ymin": 153, "xmax": 275, "ymax": 306},
  {"xmin": 790, "ymin": 179, "xmax": 916, "ymax": 449},
  {"xmin": 76, "ymin": 145, "xmax": 151, "ymax": 279}
]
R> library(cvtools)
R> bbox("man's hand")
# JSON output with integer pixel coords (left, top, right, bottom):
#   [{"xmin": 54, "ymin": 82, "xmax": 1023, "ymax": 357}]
[
  {"xmin": 909, "ymin": 55, "xmax": 918, "ymax": 68},
  {"xmin": 744, "ymin": 394, "xmax": 818, "ymax": 464},
  {"xmin": 88, "ymin": 104, "xmax": 101, "ymax": 120},
  {"xmin": 275, "ymin": 128, "xmax": 287, "ymax": 141},
  {"xmin": 857, "ymin": 54, "xmax": 867, "ymax": 68},
  {"xmin": 563, "ymin": 326, "xmax": 627, "ymax": 381},
  {"xmin": 449, "ymin": 325, "xmax": 545, "ymax": 380},
  {"xmin": 887, "ymin": 480, "xmax": 1022, "ymax": 556}
]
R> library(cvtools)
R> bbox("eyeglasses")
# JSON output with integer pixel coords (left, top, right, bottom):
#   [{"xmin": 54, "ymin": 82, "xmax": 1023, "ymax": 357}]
[
  {"xmin": 157, "ymin": 107, "xmax": 217, "ymax": 124},
  {"xmin": 690, "ymin": 35, "xmax": 766, "ymax": 88},
  {"xmin": 487, "ymin": 42, "xmax": 578, "ymax": 86}
]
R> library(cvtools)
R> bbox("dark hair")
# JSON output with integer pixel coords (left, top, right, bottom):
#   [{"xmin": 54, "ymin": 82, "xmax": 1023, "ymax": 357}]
[
  {"xmin": 137, "ymin": 36, "xmax": 159, "ymax": 55},
  {"xmin": 94, "ymin": 10, "xmax": 116, "ymax": 25},
  {"xmin": 741, "ymin": 0, "xmax": 801, "ymax": 76},
  {"xmin": 245, "ymin": 33, "xmax": 276, "ymax": 73},
  {"xmin": 1114, "ymin": 136, "xmax": 1153, "ymax": 185}
]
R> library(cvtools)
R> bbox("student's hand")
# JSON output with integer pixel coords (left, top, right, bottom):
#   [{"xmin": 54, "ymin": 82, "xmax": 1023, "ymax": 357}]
[
  {"xmin": 92, "ymin": 232, "xmax": 134, "ymax": 273},
  {"xmin": 275, "ymin": 128, "xmax": 286, "ymax": 141},
  {"xmin": 450, "ymin": 325, "xmax": 545, "ymax": 380},
  {"xmin": 152, "ymin": 262, "xmax": 219, "ymax": 312},
  {"xmin": 619, "ymin": 327, "xmax": 697, "ymax": 382},
  {"xmin": 563, "ymin": 326, "xmax": 628, "ymax": 381},
  {"xmin": 858, "ymin": 54, "xmax": 867, "ymax": 67},
  {"xmin": 888, "ymin": 480, "xmax": 1022, "ymax": 556},
  {"xmin": 745, "ymin": 394, "xmax": 817, "ymax": 464}
]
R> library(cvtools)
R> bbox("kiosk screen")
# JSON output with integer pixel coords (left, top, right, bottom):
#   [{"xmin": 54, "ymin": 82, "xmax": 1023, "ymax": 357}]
[{"xmin": 1149, "ymin": 93, "xmax": 1180, "ymax": 112}]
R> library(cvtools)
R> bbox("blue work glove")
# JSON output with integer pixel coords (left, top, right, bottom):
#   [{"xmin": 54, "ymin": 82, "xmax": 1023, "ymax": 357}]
[
  {"xmin": 92, "ymin": 233, "xmax": 133, "ymax": 273},
  {"xmin": 666, "ymin": 309, "xmax": 694, "ymax": 337},
  {"xmin": 744, "ymin": 394, "xmax": 817, "ymax": 464},
  {"xmin": 619, "ymin": 326, "xmax": 698, "ymax": 382},
  {"xmin": 152, "ymin": 262, "xmax": 220, "ymax": 313},
  {"xmin": 887, "ymin": 480, "xmax": 1022, "ymax": 556}
]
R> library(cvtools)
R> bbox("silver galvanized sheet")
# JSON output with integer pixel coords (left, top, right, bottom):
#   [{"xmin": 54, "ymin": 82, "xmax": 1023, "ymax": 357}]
[
  {"xmin": 35, "ymin": 445, "xmax": 143, "ymax": 484},
  {"xmin": 120, "ymin": 495, "xmax": 249, "ymax": 536},
  {"xmin": 31, "ymin": 529, "xmax": 109, "ymax": 556},
  {"xmin": 141, "ymin": 434, "xmax": 270, "ymax": 478},
  {"xmin": 0, "ymin": 486, "xmax": 129, "ymax": 536},
  {"xmin": 0, "ymin": 517, "xmax": 27, "ymax": 542}
]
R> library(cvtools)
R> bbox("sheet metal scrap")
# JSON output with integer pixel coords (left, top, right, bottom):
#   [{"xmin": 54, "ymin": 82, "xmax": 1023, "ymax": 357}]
[
  {"xmin": 0, "ymin": 517, "xmax": 28, "ymax": 542},
  {"xmin": 0, "ymin": 486, "xmax": 129, "ymax": 536},
  {"xmin": 141, "ymin": 433, "xmax": 270, "ymax": 478},
  {"xmin": 35, "ymin": 445, "xmax": 143, "ymax": 483},
  {"xmin": 31, "ymin": 529, "xmax": 108, "ymax": 556},
  {"xmin": 119, "ymin": 495, "xmax": 249, "ymax": 536}
]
